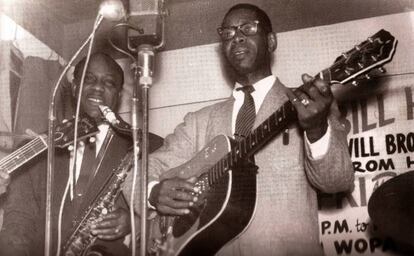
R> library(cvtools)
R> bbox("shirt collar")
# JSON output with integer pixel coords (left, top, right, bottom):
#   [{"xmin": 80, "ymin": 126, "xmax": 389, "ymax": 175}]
[
  {"xmin": 233, "ymin": 75, "xmax": 276, "ymax": 106},
  {"xmin": 96, "ymin": 123, "xmax": 110, "ymax": 143},
  {"xmin": 234, "ymin": 75, "xmax": 275, "ymax": 94}
]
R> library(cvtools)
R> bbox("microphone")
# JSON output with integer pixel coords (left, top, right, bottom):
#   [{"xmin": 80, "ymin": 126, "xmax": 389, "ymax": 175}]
[
  {"xmin": 99, "ymin": 0, "xmax": 126, "ymax": 21},
  {"xmin": 127, "ymin": 0, "xmax": 166, "ymax": 49},
  {"xmin": 138, "ymin": 44, "xmax": 155, "ymax": 86},
  {"xmin": 122, "ymin": 3, "xmax": 167, "ymax": 256}
]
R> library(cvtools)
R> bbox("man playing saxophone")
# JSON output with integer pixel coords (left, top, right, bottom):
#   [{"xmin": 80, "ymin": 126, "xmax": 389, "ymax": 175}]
[{"xmin": 0, "ymin": 52, "xmax": 163, "ymax": 255}]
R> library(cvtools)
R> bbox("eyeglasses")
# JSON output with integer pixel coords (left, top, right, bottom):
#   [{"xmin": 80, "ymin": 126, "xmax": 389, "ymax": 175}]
[{"xmin": 217, "ymin": 20, "xmax": 259, "ymax": 41}]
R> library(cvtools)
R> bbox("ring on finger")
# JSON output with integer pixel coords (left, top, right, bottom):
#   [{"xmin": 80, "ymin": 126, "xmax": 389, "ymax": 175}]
[{"xmin": 301, "ymin": 98, "xmax": 310, "ymax": 106}]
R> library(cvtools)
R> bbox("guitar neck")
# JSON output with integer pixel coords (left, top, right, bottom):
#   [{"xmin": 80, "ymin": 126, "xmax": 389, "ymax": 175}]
[
  {"xmin": 0, "ymin": 136, "xmax": 48, "ymax": 174},
  {"xmin": 234, "ymin": 69, "xmax": 335, "ymax": 158},
  {"xmin": 205, "ymin": 69, "xmax": 335, "ymax": 186}
]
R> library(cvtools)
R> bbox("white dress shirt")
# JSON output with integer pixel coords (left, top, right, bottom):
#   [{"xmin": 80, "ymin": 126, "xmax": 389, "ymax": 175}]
[
  {"xmin": 232, "ymin": 75, "xmax": 331, "ymax": 159},
  {"xmin": 69, "ymin": 123, "xmax": 109, "ymax": 188}
]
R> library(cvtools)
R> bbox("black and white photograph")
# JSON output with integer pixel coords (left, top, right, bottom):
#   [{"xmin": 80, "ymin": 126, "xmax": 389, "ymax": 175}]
[{"xmin": 0, "ymin": 0, "xmax": 412, "ymax": 255}]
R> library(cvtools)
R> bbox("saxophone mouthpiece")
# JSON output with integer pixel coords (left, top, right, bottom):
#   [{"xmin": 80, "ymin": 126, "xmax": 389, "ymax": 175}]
[
  {"xmin": 99, "ymin": 105, "xmax": 120, "ymax": 125},
  {"xmin": 99, "ymin": 105, "xmax": 132, "ymax": 135}
]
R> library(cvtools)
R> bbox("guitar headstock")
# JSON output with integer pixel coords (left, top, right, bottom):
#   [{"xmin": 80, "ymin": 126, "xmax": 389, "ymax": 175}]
[
  {"xmin": 328, "ymin": 29, "xmax": 397, "ymax": 85},
  {"xmin": 55, "ymin": 116, "xmax": 99, "ymax": 148}
]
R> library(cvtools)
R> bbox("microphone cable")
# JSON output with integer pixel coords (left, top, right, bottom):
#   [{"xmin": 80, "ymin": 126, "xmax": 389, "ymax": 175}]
[{"xmin": 55, "ymin": 12, "xmax": 103, "ymax": 256}]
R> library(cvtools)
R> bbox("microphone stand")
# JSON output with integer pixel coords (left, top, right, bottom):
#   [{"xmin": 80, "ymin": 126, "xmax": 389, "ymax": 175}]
[
  {"xmin": 45, "ymin": 91, "xmax": 57, "ymax": 256},
  {"xmin": 133, "ymin": 44, "xmax": 154, "ymax": 256},
  {"xmin": 126, "ymin": 5, "xmax": 166, "ymax": 255},
  {"xmin": 45, "ymin": 14, "xmax": 103, "ymax": 256}
]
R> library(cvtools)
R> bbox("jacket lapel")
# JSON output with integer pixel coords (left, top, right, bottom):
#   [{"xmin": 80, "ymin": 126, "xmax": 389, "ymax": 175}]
[
  {"xmin": 207, "ymin": 79, "xmax": 289, "ymax": 139},
  {"xmin": 76, "ymin": 130, "xmax": 131, "ymax": 216},
  {"xmin": 253, "ymin": 78, "xmax": 289, "ymax": 129},
  {"xmin": 206, "ymin": 98, "xmax": 234, "ymax": 140}
]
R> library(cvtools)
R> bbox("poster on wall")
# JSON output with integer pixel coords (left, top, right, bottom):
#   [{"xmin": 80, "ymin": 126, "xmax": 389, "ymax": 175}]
[
  {"xmin": 315, "ymin": 12, "xmax": 414, "ymax": 256},
  {"xmin": 319, "ymin": 74, "xmax": 414, "ymax": 256}
]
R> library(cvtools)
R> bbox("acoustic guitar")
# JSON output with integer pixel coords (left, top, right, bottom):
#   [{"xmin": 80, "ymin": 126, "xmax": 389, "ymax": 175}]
[{"xmin": 150, "ymin": 29, "xmax": 398, "ymax": 256}]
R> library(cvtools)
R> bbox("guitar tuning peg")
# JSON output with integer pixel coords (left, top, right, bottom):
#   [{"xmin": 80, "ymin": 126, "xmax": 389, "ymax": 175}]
[
  {"xmin": 365, "ymin": 74, "xmax": 371, "ymax": 80},
  {"xmin": 368, "ymin": 37, "xmax": 374, "ymax": 43},
  {"xmin": 89, "ymin": 137, "xmax": 96, "ymax": 143},
  {"xmin": 68, "ymin": 145, "xmax": 74, "ymax": 151},
  {"xmin": 378, "ymin": 67, "xmax": 386, "ymax": 73},
  {"xmin": 352, "ymin": 80, "xmax": 359, "ymax": 86}
]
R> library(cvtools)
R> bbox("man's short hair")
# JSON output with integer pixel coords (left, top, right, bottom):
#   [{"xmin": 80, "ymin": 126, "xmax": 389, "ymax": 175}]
[
  {"xmin": 73, "ymin": 52, "xmax": 124, "ymax": 89},
  {"xmin": 224, "ymin": 4, "xmax": 273, "ymax": 34}
]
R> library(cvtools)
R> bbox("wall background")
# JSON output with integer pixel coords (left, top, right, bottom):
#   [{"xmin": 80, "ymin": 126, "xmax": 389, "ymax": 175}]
[{"xmin": 1, "ymin": 4, "xmax": 413, "ymax": 255}]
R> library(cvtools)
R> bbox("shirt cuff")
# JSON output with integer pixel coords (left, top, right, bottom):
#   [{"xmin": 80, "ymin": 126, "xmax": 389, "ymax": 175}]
[
  {"xmin": 147, "ymin": 181, "xmax": 159, "ymax": 210},
  {"xmin": 305, "ymin": 123, "xmax": 331, "ymax": 159}
]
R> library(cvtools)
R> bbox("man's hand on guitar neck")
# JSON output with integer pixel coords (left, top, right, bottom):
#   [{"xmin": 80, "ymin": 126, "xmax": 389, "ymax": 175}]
[
  {"xmin": 287, "ymin": 74, "xmax": 333, "ymax": 143},
  {"xmin": 149, "ymin": 177, "xmax": 199, "ymax": 215}
]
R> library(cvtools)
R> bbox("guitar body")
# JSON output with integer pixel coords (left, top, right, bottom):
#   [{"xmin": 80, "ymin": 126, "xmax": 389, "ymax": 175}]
[{"xmin": 155, "ymin": 135, "xmax": 257, "ymax": 256}]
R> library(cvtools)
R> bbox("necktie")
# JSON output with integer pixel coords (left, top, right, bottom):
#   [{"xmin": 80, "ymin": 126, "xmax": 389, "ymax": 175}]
[
  {"xmin": 235, "ymin": 85, "xmax": 256, "ymax": 140},
  {"xmin": 74, "ymin": 143, "xmax": 97, "ymax": 207}
]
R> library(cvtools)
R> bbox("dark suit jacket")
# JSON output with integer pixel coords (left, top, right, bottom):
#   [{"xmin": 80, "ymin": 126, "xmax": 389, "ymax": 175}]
[{"xmin": 0, "ymin": 128, "xmax": 163, "ymax": 256}]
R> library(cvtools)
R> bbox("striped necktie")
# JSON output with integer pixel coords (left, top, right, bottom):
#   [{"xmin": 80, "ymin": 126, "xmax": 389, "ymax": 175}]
[{"xmin": 235, "ymin": 85, "xmax": 256, "ymax": 140}]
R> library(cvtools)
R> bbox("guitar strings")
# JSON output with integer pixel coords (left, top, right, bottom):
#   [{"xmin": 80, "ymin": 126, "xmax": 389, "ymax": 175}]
[
  {"xmin": 2, "ymin": 138, "xmax": 44, "ymax": 165},
  {"xmin": 1, "ymin": 138, "xmax": 46, "ymax": 173},
  {"xmin": 1, "ymin": 140, "xmax": 45, "ymax": 174},
  {"xmin": 378, "ymin": 71, "xmax": 414, "ymax": 78}
]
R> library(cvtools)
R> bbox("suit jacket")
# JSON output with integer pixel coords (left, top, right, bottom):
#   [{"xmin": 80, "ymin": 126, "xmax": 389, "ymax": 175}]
[
  {"xmin": 0, "ymin": 128, "xmax": 164, "ymax": 256},
  {"xmin": 123, "ymin": 79, "xmax": 354, "ymax": 256}
]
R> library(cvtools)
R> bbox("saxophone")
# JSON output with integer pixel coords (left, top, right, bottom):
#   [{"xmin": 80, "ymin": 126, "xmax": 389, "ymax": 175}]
[{"xmin": 61, "ymin": 151, "xmax": 134, "ymax": 256}]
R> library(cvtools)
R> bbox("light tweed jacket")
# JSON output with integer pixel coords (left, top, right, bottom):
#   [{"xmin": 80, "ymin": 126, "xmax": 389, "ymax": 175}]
[{"xmin": 123, "ymin": 79, "xmax": 354, "ymax": 256}]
